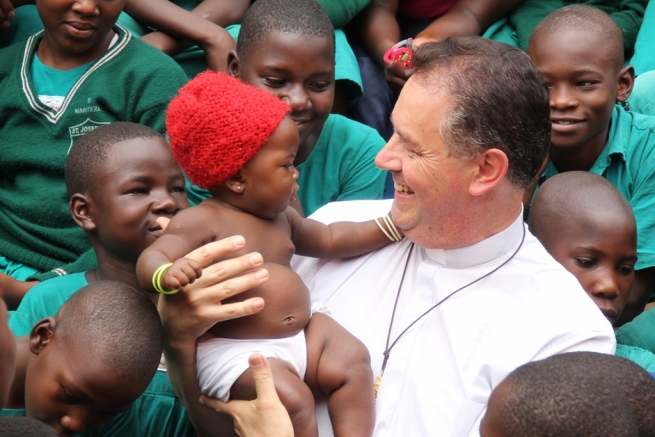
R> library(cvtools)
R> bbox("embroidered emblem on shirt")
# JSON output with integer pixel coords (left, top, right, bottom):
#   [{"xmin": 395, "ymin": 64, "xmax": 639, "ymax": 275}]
[{"xmin": 68, "ymin": 118, "xmax": 110, "ymax": 152}]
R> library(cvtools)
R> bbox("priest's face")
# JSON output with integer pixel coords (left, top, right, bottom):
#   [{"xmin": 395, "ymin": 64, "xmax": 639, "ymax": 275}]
[{"xmin": 375, "ymin": 78, "xmax": 477, "ymax": 249}]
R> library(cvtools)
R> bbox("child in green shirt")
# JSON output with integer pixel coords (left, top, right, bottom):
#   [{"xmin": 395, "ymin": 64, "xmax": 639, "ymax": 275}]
[
  {"xmin": 0, "ymin": 0, "xmax": 186, "ymax": 280},
  {"xmin": 2, "ymin": 281, "xmax": 164, "ymax": 436}
]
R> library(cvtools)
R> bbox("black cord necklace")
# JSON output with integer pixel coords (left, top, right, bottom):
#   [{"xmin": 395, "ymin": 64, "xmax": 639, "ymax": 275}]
[{"xmin": 374, "ymin": 224, "xmax": 527, "ymax": 399}]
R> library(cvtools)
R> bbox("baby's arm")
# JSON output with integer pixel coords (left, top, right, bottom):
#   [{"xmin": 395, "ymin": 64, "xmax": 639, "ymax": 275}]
[
  {"xmin": 136, "ymin": 208, "xmax": 215, "ymax": 294},
  {"xmin": 286, "ymin": 207, "xmax": 402, "ymax": 259}
]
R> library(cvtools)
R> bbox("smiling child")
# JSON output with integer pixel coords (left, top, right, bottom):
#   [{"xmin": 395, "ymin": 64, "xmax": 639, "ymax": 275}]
[
  {"xmin": 137, "ymin": 71, "xmax": 403, "ymax": 437},
  {"xmin": 527, "ymin": 5, "xmax": 655, "ymax": 326}
]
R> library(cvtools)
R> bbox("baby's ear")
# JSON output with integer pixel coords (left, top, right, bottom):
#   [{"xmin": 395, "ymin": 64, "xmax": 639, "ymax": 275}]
[
  {"xmin": 616, "ymin": 65, "xmax": 635, "ymax": 103},
  {"xmin": 69, "ymin": 193, "xmax": 96, "ymax": 231},
  {"xmin": 227, "ymin": 50, "xmax": 240, "ymax": 78},
  {"xmin": 225, "ymin": 172, "xmax": 246, "ymax": 194},
  {"xmin": 28, "ymin": 317, "xmax": 56, "ymax": 355}
]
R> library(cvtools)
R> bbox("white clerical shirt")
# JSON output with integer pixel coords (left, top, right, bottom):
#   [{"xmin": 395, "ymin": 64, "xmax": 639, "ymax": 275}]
[{"xmin": 292, "ymin": 200, "xmax": 615, "ymax": 437}]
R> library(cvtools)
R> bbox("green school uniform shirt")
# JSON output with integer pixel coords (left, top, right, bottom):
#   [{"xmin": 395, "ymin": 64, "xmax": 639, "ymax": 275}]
[
  {"xmin": 615, "ymin": 343, "xmax": 655, "ymax": 371},
  {"xmin": 8, "ymin": 273, "xmax": 195, "ymax": 437},
  {"xmin": 540, "ymin": 105, "xmax": 655, "ymax": 271},
  {"xmin": 616, "ymin": 308, "xmax": 655, "ymax": 355},
  {"xmin": 296, "ymin": 115, "xmax": 386, "ymax": 216},
  {"xmin": 0, "ymin": 26, "xmax": 187, "ymax": 273}
]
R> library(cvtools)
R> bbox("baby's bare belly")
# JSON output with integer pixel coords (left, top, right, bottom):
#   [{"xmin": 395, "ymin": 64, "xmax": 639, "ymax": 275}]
[{"xmin": 208, "ymin": 262, "xmax": 312, "ymax": 339}]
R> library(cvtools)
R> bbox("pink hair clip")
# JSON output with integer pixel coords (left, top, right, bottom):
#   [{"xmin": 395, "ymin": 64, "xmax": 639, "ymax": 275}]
[{"xmin": 383, "ymin": 38, "xmax": 415, "ymax": 68}]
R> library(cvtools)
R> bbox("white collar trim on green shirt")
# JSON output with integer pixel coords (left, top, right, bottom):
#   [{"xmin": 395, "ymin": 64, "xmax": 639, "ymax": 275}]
[{"xmin": 20, "ymin": 25, "xmax": 131, "ymax": 125}]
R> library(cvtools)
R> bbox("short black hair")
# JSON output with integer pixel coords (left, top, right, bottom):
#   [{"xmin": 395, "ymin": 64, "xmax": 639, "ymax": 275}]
[
  {"xmin": 528, "ymin": 5, "xmax": 624, "ymax": 70},
  {"xmin": 411, "ymin": 37, "xmax": 550, "ymax": 190},
  {"xmin": 528, "ymin": 171, "xmax": 635, "ymax": 245},
  {"xmin": 55, "ymin": 280, "xmax": 163, "ymax": 386},
  {"xmin": 496, "ymin": 354, "xmax": 639, "ymax": 437},
  {"xmin": 237, "ymin": 0, "xmax": 335, "ymax": 63},
  {"xmin": 548, "ymin": 352, "xmax": 655, "ymax": 436},
  {"xmin": 0, "ymin": 417, "xmax": 58, "ymax": 436},
  {"xmin": 65, "ymin": 122, "xmax": 163, "ymax": 198}
]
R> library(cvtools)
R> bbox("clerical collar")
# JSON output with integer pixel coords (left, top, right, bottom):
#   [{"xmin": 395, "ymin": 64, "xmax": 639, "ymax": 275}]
[{"xmin": 425, "ymin": 211, "xmax": 524, "ymax": 268}]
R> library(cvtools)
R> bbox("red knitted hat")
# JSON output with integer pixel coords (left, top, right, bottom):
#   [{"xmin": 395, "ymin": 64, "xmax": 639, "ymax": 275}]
[{"xmin": 165, "ymin": 71, "xmax": 290, "ymax": 188}]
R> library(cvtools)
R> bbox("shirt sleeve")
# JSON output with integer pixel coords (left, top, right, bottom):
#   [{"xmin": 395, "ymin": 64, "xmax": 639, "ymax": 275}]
[{"xmin": 627, "ymin": 128, "xmax": 655, "ymax": 270}]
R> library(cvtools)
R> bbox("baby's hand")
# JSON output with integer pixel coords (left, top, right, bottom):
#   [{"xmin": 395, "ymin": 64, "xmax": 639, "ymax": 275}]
[{"xmin": 162, "ymin": 258, "xmax": 203, "ymax": 291}]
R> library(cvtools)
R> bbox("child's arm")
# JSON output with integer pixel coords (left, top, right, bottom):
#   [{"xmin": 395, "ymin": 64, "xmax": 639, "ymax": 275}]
[
  {"xmin": 123, "ymin": 0, "xmax": 248, "ymax": 71},
  {"xmin": 286, "ymin": 206, "xmax": 403, "ymax": 259},
  {"xmin": 136, "ymin": 209, "xmax": 214, "ymax": 294}
]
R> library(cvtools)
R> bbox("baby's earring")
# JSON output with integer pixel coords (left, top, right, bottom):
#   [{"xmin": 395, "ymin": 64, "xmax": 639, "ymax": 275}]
[{"xmin": 237, "ymin": 185, "xmax": 242, "ymax": 191}]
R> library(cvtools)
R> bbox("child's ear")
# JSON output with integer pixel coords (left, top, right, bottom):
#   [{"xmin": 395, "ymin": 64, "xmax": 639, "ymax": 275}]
[
  {"xmin": 28, "ymin": 317, "xmax": 56, "ymax": 355},
  {"xmin": 69, "ymin": 193, "xmax": 97, "ymax": 231},
  {"xmin": 224, "ymin": 172, "xmax": 246, "ymax": 194},
  {"xmin": 227, "ymin": 50, "xmax": 240, "ymax": 78},
  {"xmin": 616, "ymin": 65, "xmax": 635, "ymax": 103}
]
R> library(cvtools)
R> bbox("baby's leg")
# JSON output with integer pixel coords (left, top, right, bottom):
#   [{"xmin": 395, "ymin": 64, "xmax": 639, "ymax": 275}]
[
  {"xmin": 304, "ymin": 313, "xmax": 375, "ymax": 437},
  {"xmin": 231, "ymin": 358, "xmax": 318, "ymax": 437}
]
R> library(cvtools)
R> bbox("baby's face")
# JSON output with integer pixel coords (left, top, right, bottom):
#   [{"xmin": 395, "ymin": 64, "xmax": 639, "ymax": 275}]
[
  {"xmin": 528, "ymin": 29, "xmax": 620, "ymax": 152},
  {"xmin": 238, "ymin": 116, "xmax": 300, "ymax": 218},
  {"xmin": 544, "ymin": 213, "xmax": 637, "ymax": 325},
  {"xmin": 25, "ymin": 330, "xmax": 142, "ymax": 436}
]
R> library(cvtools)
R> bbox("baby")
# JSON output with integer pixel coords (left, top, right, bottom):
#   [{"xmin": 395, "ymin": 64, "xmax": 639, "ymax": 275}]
[{"xmin": 137, "ymin": 71, "xmax": 401, "ymax": 437}]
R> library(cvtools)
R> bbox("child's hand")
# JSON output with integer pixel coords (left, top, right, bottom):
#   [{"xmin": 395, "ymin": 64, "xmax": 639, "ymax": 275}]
[
  {"xmin": 0, "ymin": 0, "xmax": 15, "ymax": 28},
  {"xmin": 201, "ymin": 26, "xmax": 236, "ymax": 72},
  {"xmin": 162, "ymin": 257, "xmax": 203, "ymax": 291}
]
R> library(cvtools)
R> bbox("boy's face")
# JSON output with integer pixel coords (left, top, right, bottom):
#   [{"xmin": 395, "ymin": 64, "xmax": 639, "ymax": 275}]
[
  {"xmin": 37, "ymin": 0, "xmax": 125, "ymax": 59},
  {"xmin": 239, "ymin": 116, "xmax": 300, "ymax": 218},
  {"xmin": 25, "ymin": 326, "xmax": 143, "ymax": 436},
  {"xmin": 235, "ymin": 31, "xmax": 335, "ymax": 154},
  {"xmin": 528, "ymin": 29, "xmax": 628, "ymax": 153},
  {"xmin": 542, "ymin": 213, "xmax": 637, "ymax": 325},
  {"xmin": 86, "ymin": 137, "xmax": 189, "ymax": 262},
  {"xmin": 0, "ymin": 299, "xmax": 16, "ymax": 408}
]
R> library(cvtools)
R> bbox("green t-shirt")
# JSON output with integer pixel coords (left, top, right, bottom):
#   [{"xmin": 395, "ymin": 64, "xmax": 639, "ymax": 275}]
[
  {"xmin": 9, "ymin": 273, "xmax": 195, "ymax": 437},
  {"xmin": 539, "ymin": 105, "xmax": 655, "ymax": 271},
  {"xmin": 628, "ymin": 71, "xmax": 655, "ymax": 117},
  {"xmin": 615, "ymin": 343, "xmax": 655, "ymax": 371},
  {"xmin": 296, "ymin": 114, "xmax": 386, "ymax": 215},
  {"xmin": 616, "ymin": 308, "xmax": 655, "ymax": 355}
]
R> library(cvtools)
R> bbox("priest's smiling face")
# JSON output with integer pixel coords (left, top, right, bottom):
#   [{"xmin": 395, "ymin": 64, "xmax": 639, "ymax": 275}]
[{"xmin": 375, "ymin": 78, "xmax": 481, "ymax": 249}]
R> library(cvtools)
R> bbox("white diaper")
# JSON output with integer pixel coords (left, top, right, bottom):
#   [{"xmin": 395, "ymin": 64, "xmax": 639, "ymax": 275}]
[{"xmin": 196, "ymin": 330, "xmax": 308, "ymax": 401}]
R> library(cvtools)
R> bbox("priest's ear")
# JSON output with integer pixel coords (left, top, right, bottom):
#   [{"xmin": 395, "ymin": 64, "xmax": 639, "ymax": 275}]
[{"xmin": 469, "ymin": 148, "xmax": 509, "ymax": 196}]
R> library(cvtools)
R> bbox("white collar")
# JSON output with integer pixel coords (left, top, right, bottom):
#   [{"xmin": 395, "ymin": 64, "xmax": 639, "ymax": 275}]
[{"xmin": 424, "ymin": 211, "xmax": 524, "ymax": 269}]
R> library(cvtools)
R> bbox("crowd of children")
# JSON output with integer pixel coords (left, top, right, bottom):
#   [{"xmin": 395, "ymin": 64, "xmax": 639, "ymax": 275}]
[{"xmin": 1, "ymin": 0, "xmax": 655, "ymax": 435}]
